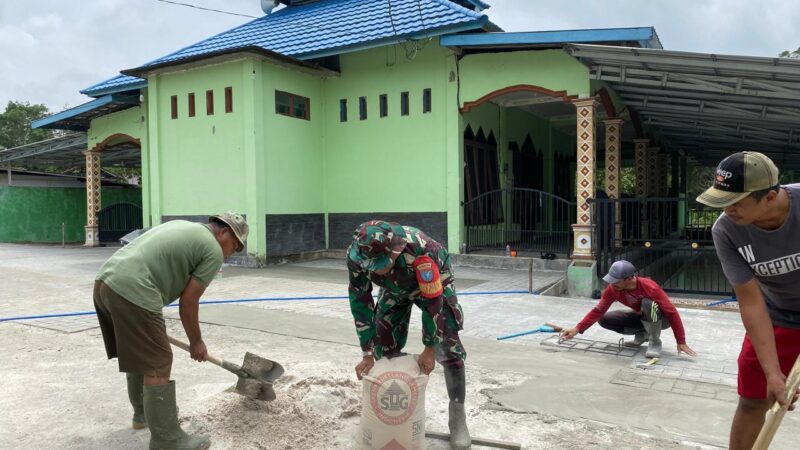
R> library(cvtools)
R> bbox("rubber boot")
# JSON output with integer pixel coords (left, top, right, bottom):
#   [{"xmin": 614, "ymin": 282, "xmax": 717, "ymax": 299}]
[
  {"xmin": 143, "ymin": 381, "xmax": 210, "ymax": 450},
  {"xmin": 443, "ymin": 365, "xmax": 471, "ymax": 450},
  {"xmin": 622, "ymin": 328, "xmax": 648, "ymax": 348},
  {"xmin": 643, "ymin": 321, "xmax": 663, "ymax": 358},
  {"xmin": 126, "ymin": 373, "xmax": 147, "ymax": 430}
]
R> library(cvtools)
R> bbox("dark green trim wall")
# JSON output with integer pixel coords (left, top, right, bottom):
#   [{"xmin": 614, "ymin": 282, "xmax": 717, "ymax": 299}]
[{"xmin": 0, "ymin": 187, "xmax": 141, "ymax": 243}]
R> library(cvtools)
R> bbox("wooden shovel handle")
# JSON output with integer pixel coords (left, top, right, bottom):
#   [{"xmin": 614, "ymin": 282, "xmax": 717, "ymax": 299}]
[
  {"xmin": 168, "ymin": 335, "xmax": 225, "ymax": 367},
  {"xmin": 752, "ymin": 354, "xmax": 800, "ymax": 450}
]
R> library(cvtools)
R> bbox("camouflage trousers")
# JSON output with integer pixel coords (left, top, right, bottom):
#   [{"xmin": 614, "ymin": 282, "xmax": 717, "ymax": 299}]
[{"xmin": 373, "ymin": 285, "xmax": 466, "ymax": 369}]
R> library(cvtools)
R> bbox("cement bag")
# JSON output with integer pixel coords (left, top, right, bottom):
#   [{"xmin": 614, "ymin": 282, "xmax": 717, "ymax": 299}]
[{"xmin": 357, "ymin": 354, "xmax": 429, "ymax": 450}]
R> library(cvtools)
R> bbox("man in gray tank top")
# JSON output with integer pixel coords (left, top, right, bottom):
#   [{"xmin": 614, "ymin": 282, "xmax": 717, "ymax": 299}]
[{"xmin": 697, "ymin": 151, "xmax": 800, "ymax": 449}]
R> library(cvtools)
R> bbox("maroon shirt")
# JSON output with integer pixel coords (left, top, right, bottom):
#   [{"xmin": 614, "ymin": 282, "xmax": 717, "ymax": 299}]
[{"xmin": 577, "ymin": 276, "xmax": 687, "ymax": 344}]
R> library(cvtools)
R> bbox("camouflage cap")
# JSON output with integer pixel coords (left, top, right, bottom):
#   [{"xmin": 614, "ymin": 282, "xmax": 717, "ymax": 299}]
[
  {"xmin": 209, "ymin": 211, "xmax": 248, "ymax": 252},
  {"xmin": 347, "ymin": 220, "xmax": 407, "ymax": 271}
]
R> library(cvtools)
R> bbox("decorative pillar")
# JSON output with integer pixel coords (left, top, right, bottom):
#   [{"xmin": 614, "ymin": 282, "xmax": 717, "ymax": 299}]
[
  {"xmin": 670, "ymin": 150, "xmax": 680, "ymax": 198},
  {"xmin": 647, "ymin": 146, "xmax": 661, "ymax": 238},
  {"xmin": 647, "ymin": 146, "xmax": 660, "ymax": 198},
  {"xmin": 84, "ymin": 150, "xmax": 101, "ymax": 247},
  {"xmin": 659, "ymin": 153, "xmax": 669, "ymax": 197},
  {"xmin": 633, "ymin": 139, "xmax": 649, "ymax": 239},
  {"xmin": 633, "ymin": 139, "xmax": 649, "ymax": 198},
  {"xmin": 604, "ymin": 118, "xmax": 623, "ymax": 248},
  {"xmin": 571, "ymin": 98, "xmax": 599, "ymax": 260}
]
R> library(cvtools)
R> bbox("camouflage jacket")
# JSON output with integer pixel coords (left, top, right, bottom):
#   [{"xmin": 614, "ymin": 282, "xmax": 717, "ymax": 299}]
[{"xmin": 347, "ymin": 226, "xmax": 456, "ymax": 351}]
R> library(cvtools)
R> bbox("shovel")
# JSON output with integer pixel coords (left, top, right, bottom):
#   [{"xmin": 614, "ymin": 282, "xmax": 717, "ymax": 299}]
[{"xmin": 168, "ymin": 335, "xmax": 284, "ymax": 402}]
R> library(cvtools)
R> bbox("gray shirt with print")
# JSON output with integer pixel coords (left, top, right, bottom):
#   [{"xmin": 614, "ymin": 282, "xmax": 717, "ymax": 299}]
[{"xmin": 712, "ymin": 183, "xmax": 800, "ymax": 328}]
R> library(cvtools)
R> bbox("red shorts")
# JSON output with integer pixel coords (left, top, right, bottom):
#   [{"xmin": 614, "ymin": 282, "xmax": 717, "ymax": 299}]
[{"xmin": 737, "ymin": 326, "xmax": 800, "ymax": 399}]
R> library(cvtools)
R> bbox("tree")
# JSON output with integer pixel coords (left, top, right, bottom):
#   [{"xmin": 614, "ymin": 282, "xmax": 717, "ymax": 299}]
[
  {"xmin": 779, "ymin": 47, "xmax": 800, "ymax": 59},
  {"xmin": 0, "ymin": 101, "xmax": 53, "ymax": 149}
]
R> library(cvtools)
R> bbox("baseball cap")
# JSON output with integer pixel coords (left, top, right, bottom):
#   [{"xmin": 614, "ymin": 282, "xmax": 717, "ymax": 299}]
[
  {"xmin": 347, "ymin": 220, "xmax": 407, "ymax": 271},
  {"xmin": 209, "ymin": 211, "xmax": 248, "ymax": 252},
  {"xmin": 696, "ymin": 151, "xmax": 779, "ymax": 208},
  {"xmin": 603, "ymin": 260, "xmax": 636, "ymax": 284}
]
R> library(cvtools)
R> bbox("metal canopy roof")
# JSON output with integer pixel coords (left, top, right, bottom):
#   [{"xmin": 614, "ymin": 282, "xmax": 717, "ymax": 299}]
[
  {"xmin": 566, "ymin": 44, "xmax": 800, "ymax": 168},
  {"xmin": 441, "ymin": 27, "xmax": 663, "ymax": 50},
  {"xmin": 0, "ymin": 133, "xmax": 140, "ymax": 171},
  {"xmin": 31, "ymin": 94, "xmax": 140, "ymax": 132}
]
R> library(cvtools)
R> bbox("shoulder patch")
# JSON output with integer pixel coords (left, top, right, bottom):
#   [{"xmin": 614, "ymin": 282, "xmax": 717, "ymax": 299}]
[{"xmin": 413, "ymin": 255, "xmax": 443, "ymax": 298}]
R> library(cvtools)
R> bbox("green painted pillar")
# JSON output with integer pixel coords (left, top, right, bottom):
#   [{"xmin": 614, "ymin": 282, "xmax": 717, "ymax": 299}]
[
  {"xmin": 139, "ymin": 90, "xmax": 152, "ymax": 228},
  {"xmin": 146, "ymin": 76, "xmax": 162, "ymax": 226},
  {"xmin": 445, "ymin": 56, "xmax": 464, "ymax": 253},
  {"xmin": 242, "ymin": 59, "xmax": 267, "ymax": 263}
]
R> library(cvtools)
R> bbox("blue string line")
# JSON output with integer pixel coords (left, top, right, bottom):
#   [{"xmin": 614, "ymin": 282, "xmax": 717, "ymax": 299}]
[{"xmin": 0, "ymin": 290, "xmax": 532, "ymax": 323}]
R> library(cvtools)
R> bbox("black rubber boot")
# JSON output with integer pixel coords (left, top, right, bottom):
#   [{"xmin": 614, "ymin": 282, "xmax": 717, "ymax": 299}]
[
  {"xmin": 143, "ymin": 381, "xmax": 210, "ymax": 450},
  {"xmin": 443, "ymin": 365, "xmax": 471, "ymax": 450},
  {"xmin": 126, "ymin": 373, "xmax": 147, "ymax": 430}
]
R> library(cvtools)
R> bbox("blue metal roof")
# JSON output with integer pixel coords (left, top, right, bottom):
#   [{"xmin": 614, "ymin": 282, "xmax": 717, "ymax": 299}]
[
  {"xmin": 81, "ymin": 0, "xmax": 487, "ymax": 97},
  {"xmin": 440, "ymin": 27, "xmax": 663, "ymax": 50},
  {"xmin": 80, "ymin": 75, "xmax": 147, "ymax": 98},
  {"xmin": 453, "ymin": 0, "xmax": 490, "ymax": 10}
]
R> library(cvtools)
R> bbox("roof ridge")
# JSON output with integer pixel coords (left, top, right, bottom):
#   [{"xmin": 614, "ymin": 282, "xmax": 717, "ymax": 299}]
[
  {"xmin": 428, "ymin": 0, "xmax": 483, "ymax": 18},
  {"xmin": 81, "ymin": 0, "xmax": 487, "ymax": 96}
]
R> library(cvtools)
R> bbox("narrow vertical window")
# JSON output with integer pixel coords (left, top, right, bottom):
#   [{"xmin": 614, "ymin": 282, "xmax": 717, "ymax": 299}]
[
  {"xmin": 340, "ymin": 99, "xmax": 347, "ymax": 122},
  {"xmin": 188, "ymin": 93, "xmax": 196, "ymax": 117},
  {"xmin": 379, "ymin": 94, "xmax": 388, "ymax": 118},
  {"xmin": 224, "ymin": 87, "xmax": 233, "ymax": 113},
  {"xmin": 359, "ymin": 96, "xmax": 367, "ymax": 120},
  {"xmin": 423, "ymin": 88, "xmax": 431, "ymax": 113},
  {"xmin": 400, "ymin": 91, "xmax": 409, "ymax": 116},
  {"xmin": 206, "ymin": 90, "xmax": 214, "ymax": 115},
  {"xmin": 170, "ymin": 95, "xmax": 178, "ymax": 119}
]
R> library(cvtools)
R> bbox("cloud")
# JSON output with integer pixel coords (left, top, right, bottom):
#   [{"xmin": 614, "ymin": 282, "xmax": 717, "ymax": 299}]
[
  {"xmin": 0, "ymin": 0, "xmax": 258, "ymax": 111},
  {"xmin": 488, "ymin": 0, "xmax": 800, "ymax": 56},
  {"xmin": 1, "ymin": 0, "xmax": 798, "ymax": 113}
]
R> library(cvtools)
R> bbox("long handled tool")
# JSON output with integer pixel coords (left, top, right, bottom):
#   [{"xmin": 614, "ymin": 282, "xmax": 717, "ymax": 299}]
[
  {"xmin": 497, "ymin": 323, "xmax": 563, "ymax": 341},
  {"xmin": 168, "ymin": 335, "xmax": 284, "ymax": 402},
  {"xmin": 426, "ymin": 431, "xmax": 521, "ymax": 449},
  {"xmin": 752, "ymin": 354, "xmax": 800, "ymax": 450}
]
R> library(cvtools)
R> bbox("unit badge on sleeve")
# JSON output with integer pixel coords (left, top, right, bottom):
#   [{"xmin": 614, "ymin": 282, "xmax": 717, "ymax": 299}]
[{"xmin": 413, "ymin": 255, "xmax": 443, "ymax": 298}]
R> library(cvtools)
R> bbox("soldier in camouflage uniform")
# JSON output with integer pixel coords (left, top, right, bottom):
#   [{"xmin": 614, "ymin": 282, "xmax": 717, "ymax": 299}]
[{"xmin": 348, "ymin": 220, "xmax": 471, "ymax": 450}]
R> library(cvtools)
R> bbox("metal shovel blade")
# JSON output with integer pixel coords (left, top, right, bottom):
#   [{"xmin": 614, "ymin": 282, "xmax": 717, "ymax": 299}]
[
  {"xmin": 241, "ymin": 351, "xmax": 285, "ymax": 382},
  {"xmin": 236, "ymin": 377, "xmax": 276, "ymax": 402}
]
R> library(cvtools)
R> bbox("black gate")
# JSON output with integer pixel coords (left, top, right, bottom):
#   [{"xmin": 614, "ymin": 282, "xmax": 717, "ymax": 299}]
[
  {"xmin": 99, "ymin": 202, "xmax": 143, "ymax": 242},
  {"xmin": 591, "ymin": 197, "xmax": 731, "ymax": 295},
  {"xmin": 464, "ymin": 188, "xmax": 575, "ymax": 255}
]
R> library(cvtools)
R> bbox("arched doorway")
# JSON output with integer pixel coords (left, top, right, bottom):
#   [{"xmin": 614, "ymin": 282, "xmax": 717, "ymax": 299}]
[{"xmin": 84, "ymin": 133, "xmax": 142, "ymax": 246}]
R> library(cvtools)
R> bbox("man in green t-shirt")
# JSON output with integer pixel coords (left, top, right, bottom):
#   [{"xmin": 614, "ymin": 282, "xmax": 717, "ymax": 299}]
[{"xmin": 93, "ymin": 212, "xmax": 248, "ymax": 450}]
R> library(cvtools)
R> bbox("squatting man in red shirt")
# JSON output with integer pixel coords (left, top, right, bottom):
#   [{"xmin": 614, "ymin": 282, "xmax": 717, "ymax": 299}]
[{"xmin": 560, "ymin": 260, "xmax": 698, "ymax": 358}]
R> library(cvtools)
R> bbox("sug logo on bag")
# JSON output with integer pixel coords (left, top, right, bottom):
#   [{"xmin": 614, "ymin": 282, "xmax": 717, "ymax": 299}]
[
  {"xmin": 380, "ymin": 381, "xmax": 409, "ymax": 411},
  {"xmin": 370, "ymin": 371, "xmax": 419, "ymax": 425}
]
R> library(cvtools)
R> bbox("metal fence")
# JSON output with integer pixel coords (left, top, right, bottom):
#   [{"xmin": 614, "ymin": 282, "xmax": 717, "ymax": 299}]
[
  {"xmin": 464, "ymin": 188, "xmax": 575, "ymax": 255},
  {"xmin": 98, "ymin": 202, "xmax": 143, "ymax": 243},
  {"xmin": 591, "ymin": 197, "xmax": 731, "ymax": 295}
]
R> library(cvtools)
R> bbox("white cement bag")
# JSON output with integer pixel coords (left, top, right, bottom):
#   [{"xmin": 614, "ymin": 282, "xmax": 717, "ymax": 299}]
[{"xmin": 357, "ymin": 354, "xmax": 429, "ymax": 450}]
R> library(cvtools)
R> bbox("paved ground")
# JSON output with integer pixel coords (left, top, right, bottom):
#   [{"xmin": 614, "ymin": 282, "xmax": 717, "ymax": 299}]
[{"xmin": 2, "ymin": 242, "xmax": 799, "ymax": 449}]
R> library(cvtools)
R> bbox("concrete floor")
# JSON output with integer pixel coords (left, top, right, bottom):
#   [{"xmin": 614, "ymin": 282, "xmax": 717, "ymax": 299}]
[{"xmin": 2, "ymin": 242, "xmax": 799, "ymax": 449}]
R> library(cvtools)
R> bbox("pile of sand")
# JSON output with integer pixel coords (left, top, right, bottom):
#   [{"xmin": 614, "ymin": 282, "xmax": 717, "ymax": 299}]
[{"xmin": 187, "ymin": 374, "xmax": 361, "ymax": 449}]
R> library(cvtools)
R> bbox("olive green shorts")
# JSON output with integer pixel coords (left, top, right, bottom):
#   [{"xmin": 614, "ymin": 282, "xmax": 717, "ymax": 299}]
[{"xmin": 93, "ymin": 280, "xmax": 172, "ymax": 378}]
